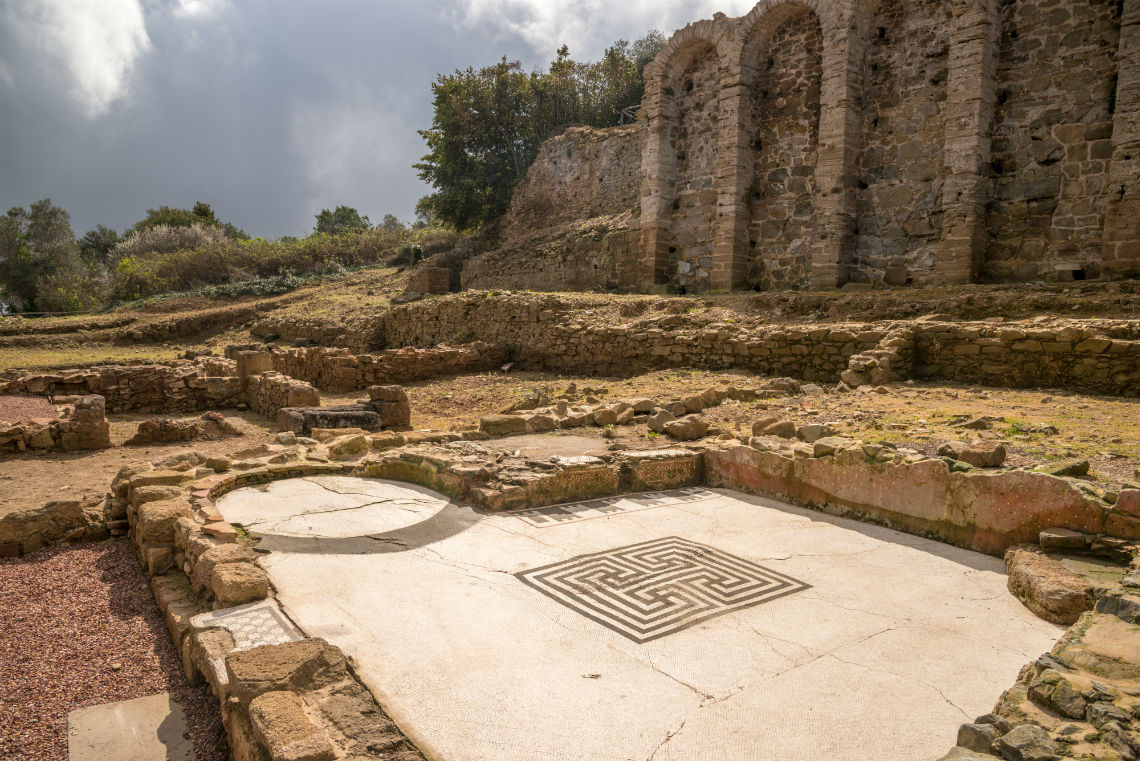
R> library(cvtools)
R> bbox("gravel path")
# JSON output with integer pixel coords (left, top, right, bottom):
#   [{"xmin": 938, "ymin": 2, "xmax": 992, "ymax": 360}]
[
  {"xmin": 0, "ymin": 539, "xmax": 227, "ymax": 761},
  {"xmin": 0, "ymin": 395, "xmax": 57, "ymax": 424}
]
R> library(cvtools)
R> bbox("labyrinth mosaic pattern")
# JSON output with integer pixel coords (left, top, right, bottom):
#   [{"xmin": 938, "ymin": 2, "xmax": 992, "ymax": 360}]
[{"xmin": 516, "ymin": 537, "xmax": 810, "ymax": 642}]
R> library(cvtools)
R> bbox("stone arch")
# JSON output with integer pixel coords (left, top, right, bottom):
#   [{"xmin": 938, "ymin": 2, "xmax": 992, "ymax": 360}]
[
  {"xmin": 638, "ymin": 19, "xmax": 733, "ymax": 290},
  {"xmin": 852, "ymin": 0, "xmax": 953, "ymax": 286},
  {"xmin": 738, "ymin": 2, "xmax": 825, "ymax": 290}
]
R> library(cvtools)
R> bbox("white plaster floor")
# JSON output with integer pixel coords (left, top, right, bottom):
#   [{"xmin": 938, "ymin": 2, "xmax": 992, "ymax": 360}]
[{"xmin": 216, "ymin": 477, "xmax": 1062, "ymax": 761}]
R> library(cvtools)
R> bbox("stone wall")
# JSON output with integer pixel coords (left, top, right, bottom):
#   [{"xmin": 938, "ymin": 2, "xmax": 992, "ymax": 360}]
[
  {"xmin": 379, "ymin": 293, "xmax": 1139, "ymax": 395},
  {"xmin": 461, "ymin": 124, "xmax": 645, "ymax": 292},
  {"xmin": 243, "ymin": 372, "xmax": 320, "ymax": 420},
  {"xmin": 498, "ymin": 124, "xmax": 644, "ymax": 241},
  {"xmin": 0, "ymin": 361, "xmax": 241, "ymax": 414},
  {"xmin": 268, "ymin": 342, "xmax": 507, "ymax": 393},
  {"xmin": 704, "ymin": 442, "xmax": 1135, "ymax": 555},
  {"xmin": 914, "ymin": 320, "xmax": 1140, "ymax": 393},
  {"xmin": 853, "ymin": 0, "xmax": 950, "ymax": 286},
  {"xmin": 473, "ymin": 0, "xmax": 1136, "ymax": 293},
  {"xmin": 985, "ymin": 0, "xmax": 1123, "ymax": 282},
  {"xmin": 0, "ymin": 395, "xmax": 111, "ymax": 453},
  {"xmin": 744, "ymin": 6, "xmax": 823, "ymax": 290}
]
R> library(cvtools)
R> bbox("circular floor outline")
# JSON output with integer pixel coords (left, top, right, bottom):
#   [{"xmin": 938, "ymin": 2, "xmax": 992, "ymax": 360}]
[{"xmin": 216, "ymin": 477, "xmax": 484, "ymax": 555}]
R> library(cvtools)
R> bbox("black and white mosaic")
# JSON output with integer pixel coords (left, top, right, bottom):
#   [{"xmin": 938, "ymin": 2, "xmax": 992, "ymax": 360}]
[
  {"xmin": 516, "ymin": 536, "xmax": 810, "ymax": 643},
  {"xmin": 512, "ymin": 487, "xmax": 721, "ymax": 528}
]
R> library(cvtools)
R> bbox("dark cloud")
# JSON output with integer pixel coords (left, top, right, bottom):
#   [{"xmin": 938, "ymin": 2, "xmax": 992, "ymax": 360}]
[{"xmin": 0, "ymin": 0, "xmax": 750, "ymax": 237}]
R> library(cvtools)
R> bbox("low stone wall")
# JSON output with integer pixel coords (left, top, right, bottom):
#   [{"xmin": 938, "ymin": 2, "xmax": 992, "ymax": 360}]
[
  {"xmin": 0, "ymin": 395, "xmax": 111, "ymax": 453},
  {"xmin": 243, "ymin": 372, "xmax": 320, "ymax": 419},
  {"xmin": 915, "ymin": 321, "xmax": 1140, "ymax": 395},
  {"xmin": 268, "ymin": 342, "xmax": 506, "ymax": 393},
  {"xmin": 704, "ymin": 443, "xmax": 1138, "ymax": 556},
  {"xmin": 378, "ymin": 294, "xmax": 1140, "ymax": 395},
  {"xmin": 249, "ymin": 316, "xmax": 378, "ymax": 353},
  {"xmin": 405, "ymin": 266, "xmax": 451, "ymax": 294},
  {"xmin": 0, "ymin": 361, "xmax": 241, "ymax": 414}
]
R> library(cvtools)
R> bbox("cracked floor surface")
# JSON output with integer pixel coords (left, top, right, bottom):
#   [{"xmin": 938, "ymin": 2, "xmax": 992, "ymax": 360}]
[{"xmin": 216, "ymin": 480, "xmax": 1062, "ymax": 761}]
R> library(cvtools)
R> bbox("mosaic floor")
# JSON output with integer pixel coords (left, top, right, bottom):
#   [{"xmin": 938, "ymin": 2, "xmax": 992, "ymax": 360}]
[{"xmin": 217, "ymin": 479, "xmax": 1063, "ymax": 761}]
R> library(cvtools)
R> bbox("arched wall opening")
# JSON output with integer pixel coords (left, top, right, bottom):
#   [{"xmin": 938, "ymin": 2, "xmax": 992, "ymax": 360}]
[
  {"xmin": 853, "ymin": 0, "xmax": 952, "ymax": 287},
  {"xmin": 983, "ymin": 0, "xmax": 1122, "ymax": 282},
  {"xmin": 741, "ymin": 4, "xmax": 824, "ymax": 291},
  {"xmin": 663, "ymin": 42, "xmax": 722, "ymax": 293}
]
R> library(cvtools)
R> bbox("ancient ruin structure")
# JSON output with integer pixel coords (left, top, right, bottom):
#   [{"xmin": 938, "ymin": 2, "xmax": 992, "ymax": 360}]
[{"xmin": 465, "ymin": 0, "xmax": 1139, "ymax": 292}]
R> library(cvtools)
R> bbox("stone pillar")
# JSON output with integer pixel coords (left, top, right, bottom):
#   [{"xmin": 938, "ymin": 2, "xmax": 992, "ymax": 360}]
[
  {"xmin": 637, "ymin": 72, "xmax": 675, "ymax": 290},
  {"xmin": 236, "ymin": 350, "xmax": 272, "ymax": 392},
  {"xmin": 710, "ymin": 83, "xmax": 750, "ymax": 291},
  {"xmin": 811, "ymin": 15, "xmax": 862, "ymax": 289},
  {"xmin": 1102, "ymin": 0, "xmax": 1140, "ymax": 276},
  {"xmin": 936, "ymin": 0, "xmax": 999, "ymax": 284}
]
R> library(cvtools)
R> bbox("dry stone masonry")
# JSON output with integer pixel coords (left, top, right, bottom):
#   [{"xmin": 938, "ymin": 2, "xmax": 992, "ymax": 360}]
[{"xmin": 459, "ymin": 0, "xmax": 1139, "ymax": 293}]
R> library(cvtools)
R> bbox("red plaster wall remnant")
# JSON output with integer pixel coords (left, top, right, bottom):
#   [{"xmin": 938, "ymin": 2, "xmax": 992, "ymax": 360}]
[{"xmin": 704, "ymin": 444, "xmax": 1133, "ymax": 556}]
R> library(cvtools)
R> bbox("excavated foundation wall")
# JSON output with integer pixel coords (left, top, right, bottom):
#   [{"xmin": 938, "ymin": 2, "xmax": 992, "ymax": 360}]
[
  {"xmin": 375, "ymin": 295, "xmax": 1140, "ymax": 395},
  {"xmin": 269, "ymin": 343, "xmax": 506, "ymax": 393},
  {"xmin": 0, "ymin": 362, "xmax": 241, "ymax": 414}
]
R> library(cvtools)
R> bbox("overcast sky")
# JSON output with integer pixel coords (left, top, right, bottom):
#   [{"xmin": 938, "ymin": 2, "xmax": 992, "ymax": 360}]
[{"xmin": 0, "ymin": 0, "xmax": 754, "ymax": 238}]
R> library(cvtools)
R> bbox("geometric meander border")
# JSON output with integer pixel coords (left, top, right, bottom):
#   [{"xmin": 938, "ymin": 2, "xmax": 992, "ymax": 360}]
[{"xmin": 516, "ymin": 536, "xmax": 810, "ymax": 643}]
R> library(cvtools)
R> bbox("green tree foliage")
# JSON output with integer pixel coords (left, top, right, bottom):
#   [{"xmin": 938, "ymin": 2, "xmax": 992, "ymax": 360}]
[
  {"xmin": 415, "ymin": 31, "xmax": 666, "ymax": 231},
  {"xmin": 314, "ymin": 205, "xmax": 371, "ymax": 235},
  {"xmin": 0, "ymin": 199, "xmax": 100, "ymax": 313},
  {"xmin": 131, "ymin": 202, "xmax": 247, "ymax": 240},
  {"xmin": 78, "ymin": 224, "xmax": 122, "ymax": 265},
  {"xmin": 380, "ymin": 213, "xmax": 405, "ymax": 232}
]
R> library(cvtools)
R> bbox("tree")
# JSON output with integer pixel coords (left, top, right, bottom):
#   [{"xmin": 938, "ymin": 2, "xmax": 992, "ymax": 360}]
[
  {"xmin": 130, "ymin": 202, "xmax": 247, "ymax": 240},
  {"xmin": 0, "ymin": 199, "xmax": 94, "ymax": 313},
  {"xmin": 380, "ymin": 214, "xmax": 405, "ymax": 232},
  {"xmin": 78, "ymin": 224, "xmax": 122, "ymax": 265},
  {"xmin": 415, "ymin": 31, "xmax": 666, "ymax": 230},
  {"xmin": 314, "ymin": 206, "xmax": 371, "ymax": 235}
]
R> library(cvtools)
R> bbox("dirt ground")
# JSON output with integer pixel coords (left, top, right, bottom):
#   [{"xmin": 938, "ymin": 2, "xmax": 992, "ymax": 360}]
[{"xmin": 0, "ymin": 411, "xmax": 276, "ymax": 521}]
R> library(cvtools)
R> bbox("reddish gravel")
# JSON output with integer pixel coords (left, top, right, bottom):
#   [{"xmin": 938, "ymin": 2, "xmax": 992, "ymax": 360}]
[
  {"xmin": 0, "ymin": 395, "xmax": 57, "ymax": 424},
  {"xmin": 0, "ymin": 539, "xmax": 227, "ymax": 761}
]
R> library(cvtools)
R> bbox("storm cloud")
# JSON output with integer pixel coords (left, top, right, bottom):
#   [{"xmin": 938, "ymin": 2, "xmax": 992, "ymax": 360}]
[{"xmin": 0, "ymin": 0, "xmax": 752, "ymax": 237}]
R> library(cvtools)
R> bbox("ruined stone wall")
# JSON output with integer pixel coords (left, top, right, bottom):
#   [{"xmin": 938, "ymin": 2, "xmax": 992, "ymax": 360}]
[
  {"xmin": 461, "ymin": 125, "xmax": 644, "ymax": 292},
  {"xmin": 853, "ymin": 0, "xmax": 951, "ymax": 286},
  {"xmin": 483, "ymin": 0, "xmax": 1135, "ymax": 293},
  {"xmin": 269, "ymin": 343, "xmax": 507, "ymax": 393},
  {"xmin": 0, "ymin": 395, "xmax": 111, "ymax": 453},
  {"xmin": 985, "ymin": 0, "xmax": 1123, "ymax": 282},
  {"xmin": 498, "ymin": 125, "xmax": 644, "ymax": 242},
  {"xmin": 461, "ymin": 216, "xmax": 638, "ymax": 292},
  {"xmin": 243, "ymin": 372, "xmax": 320, "ymax": 419},
  {"xmin": 744, "ymin": 7, "xmax": 823, "ymax": 290},
  {"xmin": 914, "ymin": 320, "xmax": 1140, "ymax": 393},
  {"xmin": 666, "ymin": 44, "xmax": 723, "ymax": 292},
  {"xmin": 379, "ymin": 294, "xmax": 1139, "ymax": 395},
  {"xmin": 0, "ymin": 362, "xmax": 241, "ymax": 414}
]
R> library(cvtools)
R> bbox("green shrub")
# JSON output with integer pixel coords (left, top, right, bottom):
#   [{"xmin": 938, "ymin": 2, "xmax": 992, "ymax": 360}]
[{"xmin": 108, "ymin": 226, "xmax": 464, "ymax": 301}]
